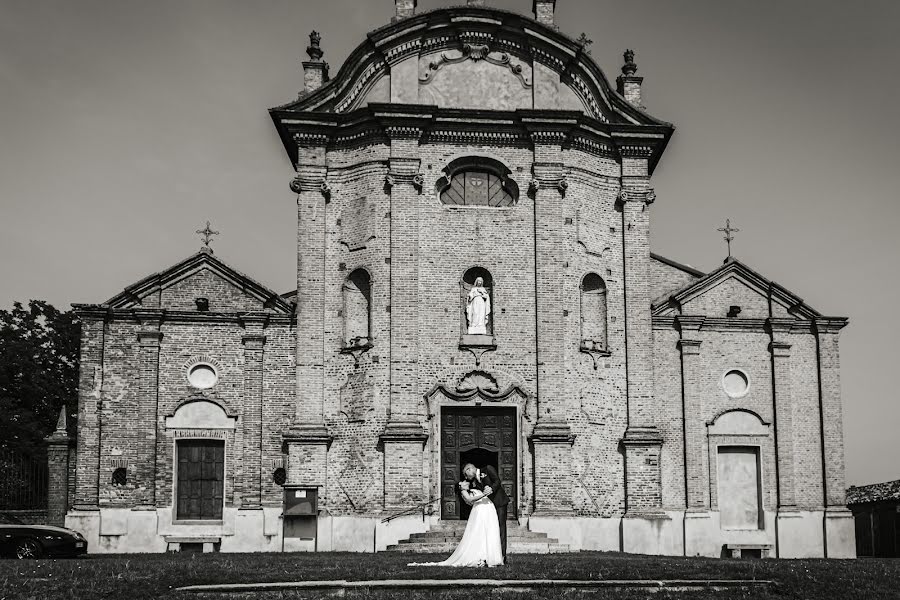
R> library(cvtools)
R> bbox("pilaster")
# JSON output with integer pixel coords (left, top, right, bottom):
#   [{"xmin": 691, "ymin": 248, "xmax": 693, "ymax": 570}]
[
  {"xmin": 617, "ymin": 147, "xmax": 663, "ymax": 516},
  {"xmin": 676, "ymin": 316, "xmax": 707, "ymax": 510},
  {"xmin": 72, "ymin": 309, "xmax": 106, "ymax": 510},
  {"xmin": 527, "ymin": 127, "xmax": 575, "ymax": 515},
  {"xmin": 135, "ymin": 309, "xmax": 164, "ymax": 508},
  {"xmin": 380, "ymin": 122, "xmax": 428, "ymax": 510},
  {"xmin": 768, "ymin": 318, "xmax": 796, "ymax": 509},
  {"xmin": 240, "ymin": 313, "xmax": 268, "ymax": 509},
  {"xmin": 815, "ymin": 317, "xmax": 855, "ymax": 558},
  {"xmin": 285, "ymin": 133, "xmax": 332, "ymax": 494}
]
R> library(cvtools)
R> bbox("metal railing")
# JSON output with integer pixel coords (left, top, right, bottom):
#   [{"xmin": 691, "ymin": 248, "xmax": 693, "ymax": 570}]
[
  {"xmin": 0, "ymin": 449, "xmax": 48, "ymax": 510},
  {"xmin": 380, "ymin": 497, "xmax": 441, "ymax": 523}
]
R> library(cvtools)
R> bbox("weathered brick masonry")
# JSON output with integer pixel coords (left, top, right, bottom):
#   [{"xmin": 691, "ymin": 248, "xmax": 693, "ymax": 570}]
[{"xmin": 63, "ymin": 1, "xmax": 855, "ymax": 558}]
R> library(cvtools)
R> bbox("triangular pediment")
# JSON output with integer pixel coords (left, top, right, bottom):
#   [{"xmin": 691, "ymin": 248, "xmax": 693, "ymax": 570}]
[
  {"xmin": 102, "ymin": 250, "xmax": 293, "ymax": 314},
  {"xmin": 652, "ymin": 258, "xmax": 821, "ymax": 320}
]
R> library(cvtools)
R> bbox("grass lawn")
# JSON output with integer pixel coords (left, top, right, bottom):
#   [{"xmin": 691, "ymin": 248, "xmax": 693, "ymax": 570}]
[{"xmin": 1, "ymin": 551, "xmax": 897, "ymax": 600}]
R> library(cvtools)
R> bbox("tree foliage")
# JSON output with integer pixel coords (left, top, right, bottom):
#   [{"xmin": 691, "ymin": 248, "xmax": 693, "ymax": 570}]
[{"xmin": 0, "ymin": 300, "xmax": 80, "ymax": 457}]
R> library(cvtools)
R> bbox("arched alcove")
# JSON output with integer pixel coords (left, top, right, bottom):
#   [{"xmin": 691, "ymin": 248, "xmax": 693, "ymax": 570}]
[
  {"xmin": 343, "ymin": 268, "xmax": 372, "ymax": 348},
  {"xmin": 462, "ymin": 267, "xmax": 494, "ymax": 337},
  {"xmin": 580, "ymin": 273, "xmax": 608, "ymax": 351}
]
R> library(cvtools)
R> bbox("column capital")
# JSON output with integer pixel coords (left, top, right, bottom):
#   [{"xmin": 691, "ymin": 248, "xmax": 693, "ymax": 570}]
[
  {"xmin": 137, "ymin": 330, "xmax": 163, "ymax": 345},
  {"xmin": 379, "ymin": 421, "xmax": 428, "ymax": 444},
  {"xmin": 283, "ymin": 424, "xmax": 333, "ymax": 446},
  {"xmin": 676, "ymin": 315, "xmax": 705, "ymax": 332},
  {"xmin": 529, "ymin": 420, "xmax": 576, "ymax": 444},
  {"xmin": 677, "ymin": 339, "xmax": 702, "ymax": 356},
  {"xmin": 290, "ymin": 167, "xmax": 329, "ymax": 195},
  {"xmin": 814, "ymin": 317, "xmax": 849, "ymax": 336},
  {"xmin": 131, "ymin": 308, "xmax": 164, "ymax": 329},
  {"xmin": 769, "ymin": 340, "xmax": 792, "ymax": 358},
  {"xmin": 241, "ymin": 334, "xmax": 267, "ymax": 349},
  {"xmin": 615, "ymin": 187, "xmax": 656, "ymax": 208},
  {"xmin": 621, "ymin": 425, "xmax": 663, "ymax": 446}
]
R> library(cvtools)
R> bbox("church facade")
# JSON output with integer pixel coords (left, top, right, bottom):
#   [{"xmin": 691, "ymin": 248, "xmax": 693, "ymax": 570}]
[{"xmin": 65, "ymin": 0, "xmax": 856, "ymax": 558}]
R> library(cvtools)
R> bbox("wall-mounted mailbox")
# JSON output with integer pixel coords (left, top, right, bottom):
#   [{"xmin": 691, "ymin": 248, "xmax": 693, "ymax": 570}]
[{"xmin": 283, "ymin": 487, "xmax": 318, "ymax": 550}]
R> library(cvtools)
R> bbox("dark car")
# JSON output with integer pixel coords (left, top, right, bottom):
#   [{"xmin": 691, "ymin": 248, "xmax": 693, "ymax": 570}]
[{"xmin": 0, "ymin": 516, "xmax": 87, "ymax": 559}]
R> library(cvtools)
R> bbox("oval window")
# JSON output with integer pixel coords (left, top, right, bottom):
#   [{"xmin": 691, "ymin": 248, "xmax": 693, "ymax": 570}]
[
  {"xmin": 188, "ymin": 363, "xmax": 218, "ymax": 389},
  {"xmin": 722, "ymin": 370, "xmax": 749, "ymax": 398}
]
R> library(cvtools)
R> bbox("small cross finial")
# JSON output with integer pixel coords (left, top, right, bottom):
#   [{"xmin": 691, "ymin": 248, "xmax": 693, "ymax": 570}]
[
  {"xmin": 576, "ymin": 33, "xmax": 593, "ymax": 54},
  {"xmin": 196, "ymin": 220, "xmax": 220, "ymax": 252},
  {"xmin": 717, "ymin": 218, "xmax": 740, "ymax": 261}
]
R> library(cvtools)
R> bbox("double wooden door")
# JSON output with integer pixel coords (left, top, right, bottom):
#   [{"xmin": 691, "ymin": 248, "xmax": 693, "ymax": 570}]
[
  {"xmin": 176, "ymin": 439, "xmax": 224, "ymax": 520},
  {"xmin": 441, "ymin": 407, "xmax": 517, "ymax": 520}
]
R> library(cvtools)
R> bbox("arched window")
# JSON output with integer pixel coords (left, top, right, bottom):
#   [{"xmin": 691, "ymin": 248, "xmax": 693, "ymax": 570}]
[
  {"xmin": 343, "ymin": 269, "xmax": 371, "ymax": 348},
  {"xmin": 461, "ymin": 267, "xmax": 494, "ymax": 337},
  {"xmin": 437, "ymin": 157, "xmax": 518, "ymax": 208},
  {"xmin": 580, "ymin": 273, "xmax": 607, "ymax": 351}
]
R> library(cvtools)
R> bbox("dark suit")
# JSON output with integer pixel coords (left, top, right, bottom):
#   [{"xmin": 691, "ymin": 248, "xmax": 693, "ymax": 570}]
[{"xmin": 472, "ymin": 465, "xmax": 509, "ymax": 560}]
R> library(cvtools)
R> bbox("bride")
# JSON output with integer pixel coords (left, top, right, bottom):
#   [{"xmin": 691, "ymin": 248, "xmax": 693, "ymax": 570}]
[{"xmin": 408, "ymin": 480, "xmax": 503, "ymax": 567}]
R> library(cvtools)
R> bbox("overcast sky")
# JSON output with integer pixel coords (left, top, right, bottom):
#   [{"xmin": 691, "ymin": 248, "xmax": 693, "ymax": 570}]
[{"xmin": 1, "ymin": 0, "xmax": 898, "ymax": 487}]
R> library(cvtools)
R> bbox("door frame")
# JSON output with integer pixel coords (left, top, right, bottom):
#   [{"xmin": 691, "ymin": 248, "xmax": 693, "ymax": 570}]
[{"xmin": 424, "ymin": 383, "xmax": 533, "ymax": 522}]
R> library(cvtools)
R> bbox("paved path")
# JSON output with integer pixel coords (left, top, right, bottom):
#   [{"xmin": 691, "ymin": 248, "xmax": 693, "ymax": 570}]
[{"xmin": 177, "ymin": 578, "xmax": 775, "ymax": 594}]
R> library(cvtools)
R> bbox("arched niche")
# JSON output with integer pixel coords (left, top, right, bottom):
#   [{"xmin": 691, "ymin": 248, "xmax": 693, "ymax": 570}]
[
  {"xmin": 165, "ymin": 399, "xmax": 236, "ymax": 430},
  {"xmin": 461, "ymin": 266, "xmax": 494, "ymax": 338},
  {"xmin": 580, "ymin": 273, "xmax": 608, "ymax": 352},
  {"xmin": 343, "ymin": 268, "xmax": 372, "ymax": 348}
]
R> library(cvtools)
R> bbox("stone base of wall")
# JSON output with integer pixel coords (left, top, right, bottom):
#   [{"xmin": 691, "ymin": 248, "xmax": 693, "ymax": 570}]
[
  {"xmin": 62, "ymin": 508, "xmax": 850, "ymax": 557},
  {"xmin": 824, "ymin": 507, "xmax": 856, "ymax": 559},
  {"xmin": 64, "ymin": 507, "xmax": 428, "ymax": 553}
]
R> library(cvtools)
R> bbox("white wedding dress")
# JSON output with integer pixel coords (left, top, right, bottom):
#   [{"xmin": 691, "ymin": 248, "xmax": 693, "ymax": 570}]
[{"xmin": 409, "ymin": 492, "xmax": 503, "ymax": 567}]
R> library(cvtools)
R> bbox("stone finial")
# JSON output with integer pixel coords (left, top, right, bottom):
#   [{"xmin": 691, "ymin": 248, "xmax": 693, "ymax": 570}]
[
  {"xmin": 576, "ymin": 33, "xmax": 593, "ymax": 54},
  {"xmin": 616, "ymin": 48, "xmax": 644, "ymax": 109},
  {"xmin": 306, "ymin": 31, "xmax": 324, "ymax": 62},
  {"xmin": 393, "ymin": 0, "xmax": 417, "ymax": 21},
  {"xmin": 54, "ymin": 406, "xmax": 67, "ymax": 434},
  {"xmin": 533, "ymin": 0, "xmax": 558, "ymax": 29},
  {"xmin": 302, "ymin": 30, "xmax": 329, "ymax": 93},
  {"xmin": 621, "ymin": 49, "xmax": 637, "ymax": 76},
  {"xmin": 467, "ymin": 0, "xmax": 486, "ymax": 5}
]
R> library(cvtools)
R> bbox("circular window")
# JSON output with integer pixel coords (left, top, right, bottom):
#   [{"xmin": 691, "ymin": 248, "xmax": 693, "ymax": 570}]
[
  {"xmin": 722, "ymin": 369, "xmax": 750, "ymax": 398},
  {"xmin": 187, "ymin": 363, "xmax": 218, "ymax": 389}
]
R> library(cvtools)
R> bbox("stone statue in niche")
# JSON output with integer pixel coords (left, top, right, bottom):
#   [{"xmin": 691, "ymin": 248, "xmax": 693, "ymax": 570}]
[{"xmin": 466, "ymin": 277, "xmax": 491, "ymax": 334}]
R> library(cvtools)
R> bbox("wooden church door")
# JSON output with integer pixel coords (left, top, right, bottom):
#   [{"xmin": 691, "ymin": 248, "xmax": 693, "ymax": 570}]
[{"xmin": 440, "ymin": 407, "xmax": 517, "ymax": 520}]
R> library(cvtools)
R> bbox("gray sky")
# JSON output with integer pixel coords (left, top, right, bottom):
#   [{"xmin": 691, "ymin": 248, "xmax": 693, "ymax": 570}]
[{"xmin": 1, "ymin": 0, "xmax": 898, "ymax": 487}]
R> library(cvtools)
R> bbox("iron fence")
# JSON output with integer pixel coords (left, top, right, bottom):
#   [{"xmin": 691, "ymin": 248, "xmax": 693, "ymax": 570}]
[{"xmin": 0, "ymin": 449, "xmax": 48, "ymax": 510}]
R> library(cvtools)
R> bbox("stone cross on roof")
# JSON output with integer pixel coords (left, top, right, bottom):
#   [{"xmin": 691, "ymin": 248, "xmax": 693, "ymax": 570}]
[{"xmin": 196, "ymin": 220, "xmax": 220, "ymax": 253}]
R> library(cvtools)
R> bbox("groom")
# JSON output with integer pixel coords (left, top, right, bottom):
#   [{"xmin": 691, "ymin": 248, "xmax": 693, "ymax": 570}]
[{"xmin": 462, "ymin": 463, "xmax": 510, "ymax": 562}]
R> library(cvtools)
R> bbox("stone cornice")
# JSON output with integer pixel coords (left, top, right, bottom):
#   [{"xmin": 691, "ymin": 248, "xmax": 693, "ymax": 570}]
[
  {"xmin": 272, "ymin": 105, "xmax": 671, "ymax": 169},
  {"xmin": 68, "ymin": 307, "xmax": 294, "ymax": 327},
  {"xmin": 654, "ymin": 315, "xmax": 821, "ymax": 334},
  {"xmin": 814, "ymin": 317, "xmax": 849, "ymax": 335}
]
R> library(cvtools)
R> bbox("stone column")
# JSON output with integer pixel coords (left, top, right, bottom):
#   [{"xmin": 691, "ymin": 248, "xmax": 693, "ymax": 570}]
[
  {"xmin": 240, "ymin": 314, "xmax": 268, "ymax": 508},
  {"xmin": 617, "ymin": 150, "xmax": 664, "ymax": 517},
  {"xmin": 528, "ymin": 131, "xmax": 575, "ymax": 515},
  {"xmin": 379, "ymin": 125, "xmax": 428, "ymax": 511},
  {"xmin": 284, "ymin": 134, "xmax": 332, "ymax": 494},
  {"xmin": 815, "ymin": 318, "xmax": 855, "ymax": 558},
  {"xmin": 71, "ymin": 309, "xmax": 106, "ymax": 510},
  {"xmin": 135, "ymin": 309, "xmax": 164, "ymax": 508},
  {"xmin": 45, "ymin": 408, "xmax": 72, "ymax": 527}
]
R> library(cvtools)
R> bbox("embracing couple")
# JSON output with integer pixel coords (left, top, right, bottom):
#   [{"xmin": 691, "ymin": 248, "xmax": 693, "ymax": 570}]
[{"xmin": 410, "ymin": 463, "xmax": 509, "ymax": 568}]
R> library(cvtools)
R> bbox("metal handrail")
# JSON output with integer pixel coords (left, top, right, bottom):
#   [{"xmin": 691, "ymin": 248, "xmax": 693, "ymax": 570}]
[{"xmin": 380, "ymin": 497, "xmax": 441, "ymax": 523}]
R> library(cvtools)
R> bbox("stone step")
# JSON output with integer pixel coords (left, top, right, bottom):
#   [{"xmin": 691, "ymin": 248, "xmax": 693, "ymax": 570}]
[
  {"xmin": 386, "ymin": 541, "xmax": 571, "ymax": 554},
  {"xmin": 407, "ymin": 531, "xmax": 554, "ymax": 542}
]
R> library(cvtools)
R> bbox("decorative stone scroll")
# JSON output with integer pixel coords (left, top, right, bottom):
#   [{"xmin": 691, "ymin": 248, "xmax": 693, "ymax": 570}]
[{"xmin": 420, "ymin": 44, "xmax": 532, "ymax": 88}]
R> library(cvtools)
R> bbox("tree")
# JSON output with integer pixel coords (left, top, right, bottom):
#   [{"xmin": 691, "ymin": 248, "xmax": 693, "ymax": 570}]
[{"xmin": 0, "ymin": 300, "xmax": 80, "ymax": 457}]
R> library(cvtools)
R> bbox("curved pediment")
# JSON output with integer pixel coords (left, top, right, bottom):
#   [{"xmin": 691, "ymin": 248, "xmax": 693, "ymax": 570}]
[{"xmin": 272, "ymin": 6, "xmax": 668, "ymax": 128}]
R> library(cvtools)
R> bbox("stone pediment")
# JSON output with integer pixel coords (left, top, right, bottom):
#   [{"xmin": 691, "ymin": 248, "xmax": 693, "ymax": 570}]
[
  {"xmin": 98, "ymin": 250, "xmax": 293, "ymax": 314},
  {"xmin": 651, "ymin": 258, "xmax": 823, "ymax": 320},
  {"xmin": 270, "ymin": 6, "xmax": 671, "ymax": 129}
]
